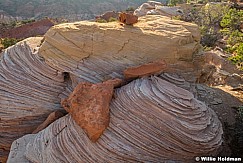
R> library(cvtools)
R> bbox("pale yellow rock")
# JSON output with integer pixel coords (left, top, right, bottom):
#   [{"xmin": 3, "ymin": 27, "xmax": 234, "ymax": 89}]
[{"xmin": 40, "ymin": 15, "xmax": 201, "ymax": 83}]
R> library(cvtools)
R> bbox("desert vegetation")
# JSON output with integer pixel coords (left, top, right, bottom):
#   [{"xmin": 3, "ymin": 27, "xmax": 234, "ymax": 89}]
[
  {"xmin": 0, "ymin": 38, "xmax": 21, "ymax": 49},
  {"xmin": 174, "ymin": 1, "xmax": 243, "ymax": 70}
]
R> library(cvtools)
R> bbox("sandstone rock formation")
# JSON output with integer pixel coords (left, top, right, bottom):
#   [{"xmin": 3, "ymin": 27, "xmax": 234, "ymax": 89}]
[
  {"xmin": 40, "ymin": 15, "xmax": 200, "ymax": 87},
  {"xmin": 7, "ymin": 76, "xmax": 223, "ymax": 163},
  {"xmin": 1, "ymin": 15, "xmax": 221, "ymax": 162},
  {"xmin": 0, "ymin": 38, "xmax": 66, "ymax": 162}
]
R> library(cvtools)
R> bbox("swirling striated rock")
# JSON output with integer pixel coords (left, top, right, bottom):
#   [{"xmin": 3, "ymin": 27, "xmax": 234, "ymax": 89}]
[
  {"xmin": 8, "ymin": 76, "xmax": 223, "ymax": 163},
  {"xmin": 0, "ymin": 38, "xmax": 66, "ymax": 162},
  {"xmin": 39, "ymin": 15, "xmax": 201, "ymax": 85},
  {"xmin": 61, "ymin": 79, "xmax": 122, "ymax": 142}
]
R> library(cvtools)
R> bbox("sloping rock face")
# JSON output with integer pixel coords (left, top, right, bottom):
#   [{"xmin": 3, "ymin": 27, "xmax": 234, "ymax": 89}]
[
  {"xmin": 7, "ymin": 76, "xmax": 223, "ymax": 162},
  {"xmin": 0, "ymin": 38, "xmax": 66, "ymax": 162},
  {"xmin": 40, "ymin": 15, "xmax": 200, "ymax": 85}
]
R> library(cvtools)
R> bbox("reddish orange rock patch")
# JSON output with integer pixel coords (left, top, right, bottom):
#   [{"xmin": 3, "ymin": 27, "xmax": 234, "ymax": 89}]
[
  {"xmin": 61, "ymin": 79, "xmax": 122, "ymax": 142},
  {"xmin": 119, "ymin": 13, "xmax": 138, "ymax": 25},
  {"xmin": 124, "ymin": 59, "xmax": 167, "ymax": 80}
]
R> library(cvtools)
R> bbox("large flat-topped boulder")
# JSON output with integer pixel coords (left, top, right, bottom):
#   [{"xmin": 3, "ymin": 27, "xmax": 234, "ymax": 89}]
[{"xmin": 40, "ymin": 15, "xmax": 201, "ymax": 83}]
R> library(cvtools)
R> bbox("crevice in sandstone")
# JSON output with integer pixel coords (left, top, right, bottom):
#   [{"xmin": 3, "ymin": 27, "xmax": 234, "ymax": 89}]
[{"xmin": 116, "ymin": 39, "xmax": 130, "ymax": 55}]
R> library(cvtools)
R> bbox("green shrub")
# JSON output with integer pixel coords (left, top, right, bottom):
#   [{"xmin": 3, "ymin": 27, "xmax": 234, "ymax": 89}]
[
  {"xmin": 0, "ymin": 38, "xmax": 22, "ymax": 49},
  {"xmin": 96, "ymin": 18, "xmax": 107, "ymax": 23},
  {"xmin": 227, "ymin": 30, "xmax": 243, "ymax": 46},
  {"xmin": 21, "ymin": 19, "xmax": 35, "ymax": 25},
  {"xmin": 229, "ymin": 43, "xmax": 243, "ymax": 69},
  {"xmin": 220, "ymin": 9, "xmax": 243, "ymax": 69},
  {"xmin": 220, "ymin": 8, "xmax": 243, "ymax": 32},
  {"xmin": 194, "ymin": 3, "xmax": 230, "ymax": 47},
  {"xmin": 108, "ymin": 17, "xmax": 117, "ymax": 22}
]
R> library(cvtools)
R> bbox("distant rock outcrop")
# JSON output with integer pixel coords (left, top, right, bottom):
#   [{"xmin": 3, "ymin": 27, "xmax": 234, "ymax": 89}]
[
  {"xmin": 134, "ymin": 2, "xmax": 183, "ymax": 17},
  {"xmin": 0, "ymin": 18, "xmax": 54, "ymax": 39}
]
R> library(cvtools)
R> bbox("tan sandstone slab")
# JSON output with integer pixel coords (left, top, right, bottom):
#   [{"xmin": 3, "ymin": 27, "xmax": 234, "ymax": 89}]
[{"xmin": 40, "ymin": 15, "xmax": 201, "ymax": 84}]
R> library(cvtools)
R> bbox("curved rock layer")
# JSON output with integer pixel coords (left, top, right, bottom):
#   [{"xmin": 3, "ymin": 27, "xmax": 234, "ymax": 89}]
[
  {"xmin": 0, "ymin": 38, "xmax": 66, "ymax": 162},
  {"xmin": 8, "ymin": 76, "xmax": 223, "ymax": 163},
  {"xmin": 40, "ymin": 15, "xmax": 200, "ymax": 85}
]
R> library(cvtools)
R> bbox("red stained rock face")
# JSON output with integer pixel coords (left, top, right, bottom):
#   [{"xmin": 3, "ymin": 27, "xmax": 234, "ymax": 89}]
[
  {"xmin": 61, "ymin": 79, "xmax": 122, "ymax": 142},
  {"xmin": 124, "ymin": 59, "xmax": 167, "ymax": 80}
]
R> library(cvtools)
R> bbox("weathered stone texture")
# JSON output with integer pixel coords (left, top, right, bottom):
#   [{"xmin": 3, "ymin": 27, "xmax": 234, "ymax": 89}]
[
  {"xmin": 7, "ymin": 77, "xmax": 223, "ymax": 163},
  {"xmin": 0, "ymin": 38, "xmax": 66, "ymax": 162},
  {"xmin": 40, "ymin": 15, "xmax": 201, "ymax": 84}
]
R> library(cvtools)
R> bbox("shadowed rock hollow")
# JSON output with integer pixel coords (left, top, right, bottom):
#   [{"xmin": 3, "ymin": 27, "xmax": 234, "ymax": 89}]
[{"xmin": 0, "ymin": 15, "xmax": 224, "ymax": 162}]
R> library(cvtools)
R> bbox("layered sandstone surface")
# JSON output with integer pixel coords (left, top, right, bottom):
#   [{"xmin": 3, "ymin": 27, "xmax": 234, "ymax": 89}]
[
  {"xmin": 0, "ymin": 38, "xmax": 66, "ymax": 162},
  {"xmin": 8, "ymin": 77, "xmax": 223, "ymax": 163},
  {"xmin": 40, "ymin": 15, "xmax": 200, "ymax": 85}
]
